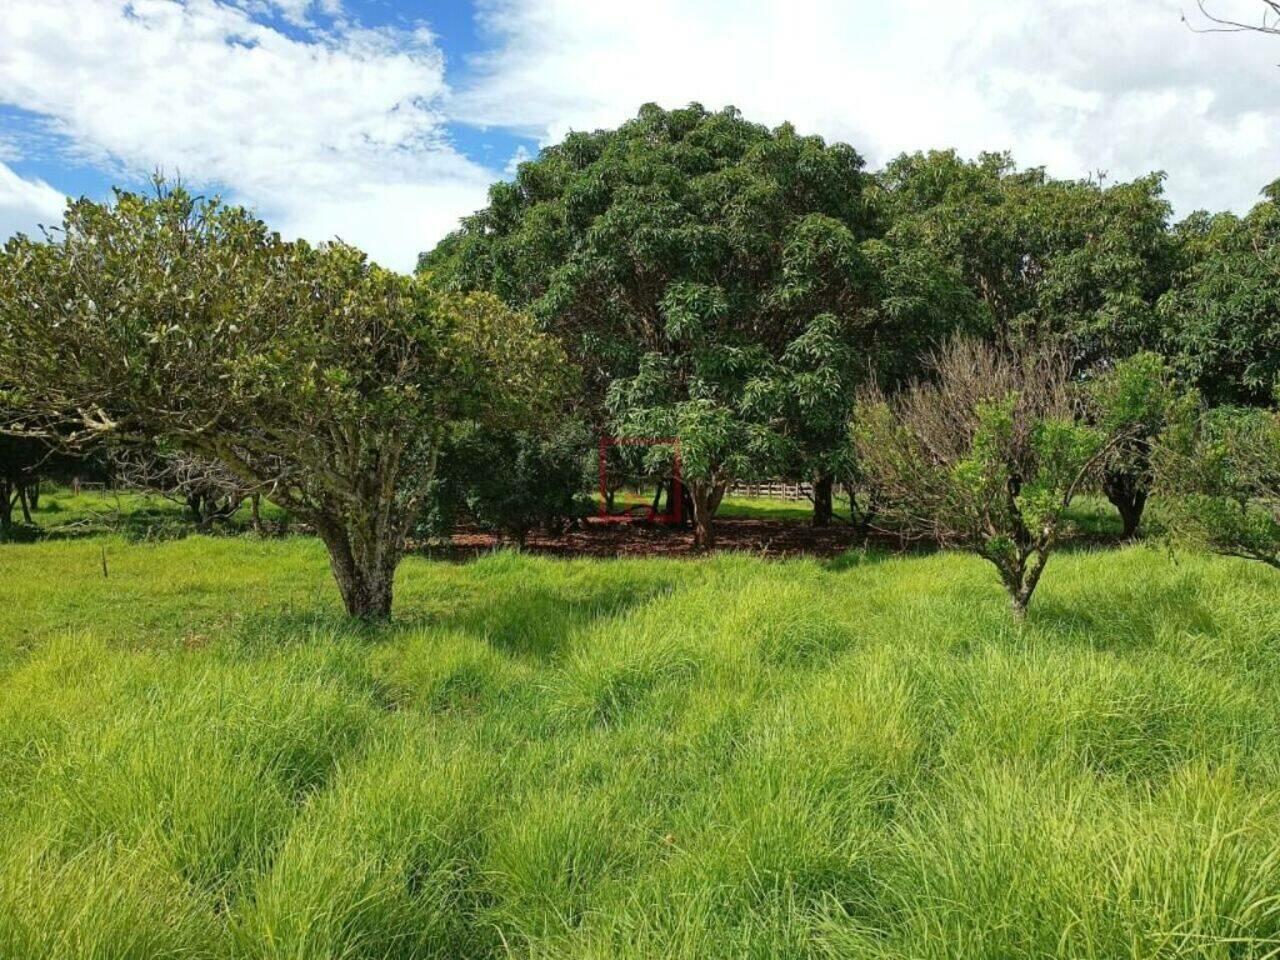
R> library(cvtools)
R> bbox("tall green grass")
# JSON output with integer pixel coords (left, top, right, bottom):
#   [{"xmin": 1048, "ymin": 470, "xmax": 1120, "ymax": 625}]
[{"xmin": 1, "ymin": 532, "xmax": 1278, "ymax": 958}]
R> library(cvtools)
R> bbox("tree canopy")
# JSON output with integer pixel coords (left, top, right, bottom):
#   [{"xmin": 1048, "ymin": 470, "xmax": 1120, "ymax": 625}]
[
  {"xmin": 426, "ymin": 103, "xmax": 958, "ymax": 543},
  {"xmin": 875, "ymin": 151, "xmax": 1176, "ymax": 366},
  {"xmin": 1160, "ymin": 183, "xmax": 1280, "ymax": 406},
  {"xmin": 0, "ymin": 186, "xmax": 565, "ymax": 616}
]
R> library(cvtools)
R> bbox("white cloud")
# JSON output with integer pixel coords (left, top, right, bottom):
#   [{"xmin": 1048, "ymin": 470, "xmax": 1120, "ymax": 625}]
[
  {"xmin": 0, "ymin": 0, "xmax": 494, "ymax": 269},
  {"xmin": 3, "ymin": 0, "xmax": 1277, "ymax": 270},
  {"xmin": 503, "ymin": 143, "xmax": 532, "ymax": 175},
  {"xmin": 457, "ymin": 0, "xmax": 1280, "ymax": 216},
  {"xmin": 0, "ymin": 161, "xmax": 65, "ymax": 241},
  {"xmin": 231, "ymin": 0, "xmax": 343, "ymax": 27}
]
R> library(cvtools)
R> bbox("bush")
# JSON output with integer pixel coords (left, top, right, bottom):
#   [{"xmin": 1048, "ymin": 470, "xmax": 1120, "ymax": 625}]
[
  {"xmin": 434, "ymin": 422, "xmax": 592, "ymax": 545},
  {"xmin": 1086, "ymin": 351, "xmax": 1180, "ymax": 538},
  {"xmin": 1156, "ymin": 399, "xmax": 1280, "ymax": 569}
]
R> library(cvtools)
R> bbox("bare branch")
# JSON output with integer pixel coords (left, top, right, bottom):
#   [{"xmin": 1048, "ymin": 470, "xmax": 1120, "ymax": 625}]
[{"xmin": 1185, "ymin": 0, "xmax": 1280, "ymax": 35}]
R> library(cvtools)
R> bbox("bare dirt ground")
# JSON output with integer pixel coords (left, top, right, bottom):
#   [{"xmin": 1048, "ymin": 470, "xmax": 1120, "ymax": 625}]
[{"xmin": 421, "ymin": 517, "xmax": 889, "ymax": 561}]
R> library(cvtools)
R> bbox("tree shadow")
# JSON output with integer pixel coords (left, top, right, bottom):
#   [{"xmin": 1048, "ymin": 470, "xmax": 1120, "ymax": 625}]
[
  {"xmin": 36, "ymin": 504, "xmax": 197, "ymax": 543},
  {"xmin": 821, "ymin": 547, "xmax": 901, "ymax": 573},
  {"xmin": 429, "ymin": 568, "xmax": 688, "ymax": 661},
  {"xmin": 1028, "ymin": 575, "xmax": 1219, "ymax": 653},
  {"xmin": 225, "ymin": 557, "xmax": 692, "ymax": 664}
]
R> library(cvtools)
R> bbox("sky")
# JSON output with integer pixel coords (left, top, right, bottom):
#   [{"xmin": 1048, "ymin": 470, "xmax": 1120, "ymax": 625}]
[{"xmin": 0, "ymin": 0, "xmax": 1277, "ymax": 271}]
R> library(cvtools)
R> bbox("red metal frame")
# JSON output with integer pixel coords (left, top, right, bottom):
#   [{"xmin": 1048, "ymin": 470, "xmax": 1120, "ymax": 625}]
[{"xmin": 596, "ymin": 435, "xmax": 683, "ymax": 525}]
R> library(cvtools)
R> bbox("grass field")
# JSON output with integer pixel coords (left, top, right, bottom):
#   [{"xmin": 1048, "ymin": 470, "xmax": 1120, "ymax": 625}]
[{"xmin": 3, "ymin": 507, "xmax": 1280, "ymax": 957}]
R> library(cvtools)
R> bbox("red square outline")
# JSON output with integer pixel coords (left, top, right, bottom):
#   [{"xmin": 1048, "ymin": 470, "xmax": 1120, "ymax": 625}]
[{"xmin": 596, "ymin": 435, "xmax": 683, "ymax": 525}]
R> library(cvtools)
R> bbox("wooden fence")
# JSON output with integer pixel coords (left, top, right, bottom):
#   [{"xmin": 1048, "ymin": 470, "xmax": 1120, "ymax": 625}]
[{"xmin": 728, "ymin": 481, "xmax": 813, "ymax": 502}]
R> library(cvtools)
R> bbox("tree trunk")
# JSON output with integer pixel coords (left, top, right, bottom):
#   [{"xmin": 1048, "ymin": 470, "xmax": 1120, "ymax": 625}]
[
  {"xmin": 812, "ymin": 474, "xmax": 834, "ymax": 528},
  {"xmin": 679, "ymin": 484, "xmax": 695, "ymax": 529},
  {"xmin": 313, "ymin": 514, "xmax": 398, "ymax": 620},
  {"xmin": 689, "ymin": 480, "xmax": 726, "ymax": 550},
  {"xmin": 1103, "ymin": 469, "xmax": 1148, "ymax": 539},
  {"xmin": 250, "ymin": 494, "xmax": 263, "ymax": 535},
  {"xmin": 26, "ymin": 483, "xmax": 39, "ymax": 511},
  {"xmin": 841, "ymin": 482, "xmax": 876, "ymax": 540},
  {"xmin": 1010, "ymin": 592, "xmax": 1029, "ymax": 621},
  {"xmin": 17, "ymin": 485, "xmax": 33, "ymax": 525},
  {"xmin": 1002, "ymin": 549, "xmax": 1047, "ymax": 622},
  {"xmin": 0, "ymin": 481, "xmax": 13, "ymax": 535}
]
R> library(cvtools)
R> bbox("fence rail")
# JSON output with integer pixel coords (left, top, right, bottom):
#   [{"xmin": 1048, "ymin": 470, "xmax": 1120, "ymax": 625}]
[{"xmin": 728, "ymin": 481, "xmax": 813, "ymax": 502}]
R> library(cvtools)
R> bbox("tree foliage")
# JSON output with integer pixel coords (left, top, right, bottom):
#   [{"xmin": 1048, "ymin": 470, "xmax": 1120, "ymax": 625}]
[
  {"xmin": 426, "ymin": 103, "xmax": 898, "ymax": 544},
  {"xmin": 876, "ymin": 151, "xmax": 1176, "ymax": 366},
  {"xmin": 1160, "ymin": 183, "xmax": 1280, "ymax": 406},
  {"xmin": 853, "ymin": 339, "xmax": 1109, "ymax": 618},
  {"xmin": 1086, "ymin": 351, "xmax": 1180, "ymax": 537},
  {"xmin": 0, "ymin": 186, "xmax": 565, "ymax": 617},
  {"xmin": 1155, "ymin": 399, "xmax": 1280, "ymax": 569},
  {"xmin": 432, "ymin": 422, "xmax": 592, "ymax": 545}
]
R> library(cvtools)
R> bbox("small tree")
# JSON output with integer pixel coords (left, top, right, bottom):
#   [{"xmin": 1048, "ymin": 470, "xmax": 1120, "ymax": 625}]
[
  {"xmin": 1087, "ymin": 351, "xmax": 1178, "ymax": 538},
  {"xmin": 0, "ymin": 187, "xmax": 564, "ymax": 618},
  {"xmin": 1155, "ymin": 399, "xmax": 1280, "ymax": 569},
  {"xmin": 608, "ymin": 379, "xmax": 788, "ymax": 550},
  {"xmin": 109, "ymin": 448, "xmax": 252, "ymax": 531},
  {"xmin": 853, "ymin": 339, "xmax": 1110, "ymax": 618}
]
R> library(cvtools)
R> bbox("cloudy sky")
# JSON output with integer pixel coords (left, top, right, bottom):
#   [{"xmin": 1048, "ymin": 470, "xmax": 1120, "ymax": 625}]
[{"xmin": 0, "ymin": 0, "xmax": 1276, "ymax": 270}]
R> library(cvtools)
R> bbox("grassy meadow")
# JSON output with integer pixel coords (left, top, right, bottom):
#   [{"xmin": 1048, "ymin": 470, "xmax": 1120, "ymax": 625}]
[{"xmin": 3, "ymin": 496, "xmax": 1280, "ymax": 958}]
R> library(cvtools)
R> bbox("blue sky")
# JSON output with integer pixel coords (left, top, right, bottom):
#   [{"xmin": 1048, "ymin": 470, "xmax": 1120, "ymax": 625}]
[{"xmin": 1, "ymin": 0, "xmax": 1277, "ymax": 270}]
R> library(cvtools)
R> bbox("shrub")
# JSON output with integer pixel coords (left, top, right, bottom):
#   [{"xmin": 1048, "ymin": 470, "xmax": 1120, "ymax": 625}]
[
  {"xmin": 1156, "ymin": 398, "xmax": 1280, "ymax": 569},
  {"xmin": 435, "ymin": 422, "xmax": 592, "ymax": 545},
  {"xmin": 853, "ymin": 339, "xmax": 1110, "ymax": 618},
  {"xmin": 1087, "ymin": 351, "xmax": 1179, "ymax": 538}
]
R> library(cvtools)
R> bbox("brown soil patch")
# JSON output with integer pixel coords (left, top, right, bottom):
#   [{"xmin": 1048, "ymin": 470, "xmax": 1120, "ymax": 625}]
[{"xmin": 417, "ymin": 517, "xmax": 898, "ymax": 562}]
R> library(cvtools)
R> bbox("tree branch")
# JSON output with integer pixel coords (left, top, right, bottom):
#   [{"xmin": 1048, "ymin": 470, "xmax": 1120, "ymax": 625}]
[{"xmin": 1185, "ymin": 0, "xmax": 1280, "ymax": 35}]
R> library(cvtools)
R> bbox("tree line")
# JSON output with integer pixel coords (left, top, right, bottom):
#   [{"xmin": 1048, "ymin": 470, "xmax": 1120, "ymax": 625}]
[{"xmin": 2, "ymin": 104, "xmax": 1276, "ymax": 619}]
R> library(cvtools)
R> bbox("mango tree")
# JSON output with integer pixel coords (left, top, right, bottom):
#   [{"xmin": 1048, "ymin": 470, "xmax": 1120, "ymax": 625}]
[
  {"xmin": 1160, "ymin": 181, "xmax": 1280, "ymax": 406},
  {"xmin": 424, "ymin": 103, "xmax": 882, "ymax": 540}
]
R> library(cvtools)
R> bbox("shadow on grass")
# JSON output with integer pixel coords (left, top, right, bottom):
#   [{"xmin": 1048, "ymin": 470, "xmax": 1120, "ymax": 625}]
[
  {"xmin": 1028, "ymin": 574, "xmax": 1218, "ymax": 652},
  {"xmin": 227, "ymin": 561, "xmax": 690, "ymax": 663},
  {"xmin": 37, "ymin": 507, "xmax": 210, "ymax": 543},
  {"xmin": 821, "ymin": 547, "xmax": 900, "ymax": 573},
  {"xmin": 442, "ymin": 571, "xmax": 687, "ymax": 661}
]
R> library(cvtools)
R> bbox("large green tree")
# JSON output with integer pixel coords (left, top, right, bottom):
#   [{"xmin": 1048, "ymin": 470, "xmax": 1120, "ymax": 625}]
[
  {"xmin": 0, "ymin": 188, "xmax": 563, "ymax": 617},
  {"xmin": 424, "ymin": 103, "xmax": 890, "ymax": 544},
  {"xmin": 1160, "ymin": 182, "xmax": 1280, "ymax": 406},
  {"xmin": 876, "ymin": 151, "xmax": 1175, "ymax": 366}
]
